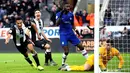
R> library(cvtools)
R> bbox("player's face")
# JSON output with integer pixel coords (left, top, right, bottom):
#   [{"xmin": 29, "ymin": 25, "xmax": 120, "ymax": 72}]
[
  {"xmin": 16, "ymin": 20, "xmax": 23, "ymax": 28},
  {"xmin": 64, "ymin": 4, "xmax": 70, "ymax": 11},
  {"xmin": 106, "ymin": 43, "xmax": 111, "ymax": 50},
  {"xmin": 35, "ymin": 10, "xmax": 41, "ymax": 20}
]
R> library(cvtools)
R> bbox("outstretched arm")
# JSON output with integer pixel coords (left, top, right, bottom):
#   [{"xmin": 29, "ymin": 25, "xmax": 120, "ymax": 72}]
[
  {"xmin": 99, "ymin": 55, "xmax": 107, "ymax": 71},
  {"xmin": 116, "ymin": 53, "xmax": 124, "ymax": 69},
  {"xmin": 41, "ymin": 31, "xmax": 52, "ymax": 43}
]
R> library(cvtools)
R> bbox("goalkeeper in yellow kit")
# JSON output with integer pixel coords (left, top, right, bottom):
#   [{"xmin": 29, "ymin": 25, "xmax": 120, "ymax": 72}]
[{"xmin": 60, "ymin": 39, "xmax": 124, "ymax": 71}]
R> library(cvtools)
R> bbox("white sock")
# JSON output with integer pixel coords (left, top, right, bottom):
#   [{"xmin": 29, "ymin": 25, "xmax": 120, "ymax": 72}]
[
  {"xmin": 46, "ymin": 49, "xmax": 51, "ymax": 52},
  {"xmin": 81, "ymin": 49, "xmax": 88, "ymax": 59},
  {"xmin": 62, "ymin": 53, "xmax": 67, "ymax": 65}
]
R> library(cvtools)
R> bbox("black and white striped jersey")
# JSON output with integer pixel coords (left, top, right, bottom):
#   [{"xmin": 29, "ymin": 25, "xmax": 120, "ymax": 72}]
[
  {"xmin": 8, "ymin": 25, "xmax": 30, "ymax": 46},
  {"xmin": 30, "ymin": 18, "xmax": 44, "ymax": 42}
]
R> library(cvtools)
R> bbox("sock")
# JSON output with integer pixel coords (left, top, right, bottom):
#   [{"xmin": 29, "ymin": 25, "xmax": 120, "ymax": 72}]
[
  {"xmin": 48, "ymin": 52, "xmax": 53, "ymax": 62},
  {"xmin": 45, "ymin": 52, "xmax": 49, "ymax": 64},
  {"xmin": 62, "ymin": 53, "xmax": 68, "ymax": 65},
  {"xmin": 46, "ymin": 49, "xmax": 53, "ymax": 62},
  {"xmin": 25, "ymin": 57, "xmax": 32, "ymax": 64},
  {"xmin": 32, "ymin": 54, "xmax": 40, "ymax": 66},
  {"xmin": 81, "ymin": 49, "xmax": 88, "ymax": 59}
]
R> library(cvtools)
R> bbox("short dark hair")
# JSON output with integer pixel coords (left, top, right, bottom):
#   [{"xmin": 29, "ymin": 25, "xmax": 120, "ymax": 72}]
[
  {"xmin": 106, "ymin": 39, "xmax": 114, "ymax": 46},
  {"xmin": 63, "ymin": 1, "xmax": 69, "ymax": 7},
  {"xmin": 34, "ymin": 9, "xmax": 40, "ymax": 12},
  {"xmin": 15, "ymin": 16, "xmax": 22, "ymax": 21}
]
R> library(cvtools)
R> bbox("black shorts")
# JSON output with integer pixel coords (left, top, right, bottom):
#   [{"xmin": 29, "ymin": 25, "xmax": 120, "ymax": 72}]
[
  {"xmin": 15, "ymin": 40, "xmax": 32, "ymax": 54},
  {"xmin": 34, "ymin": 39, "xmax": 48, "ymax": 49}
]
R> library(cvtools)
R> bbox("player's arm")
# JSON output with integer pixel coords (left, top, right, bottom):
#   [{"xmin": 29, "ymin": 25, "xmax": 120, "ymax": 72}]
[
  {"xmin": 31, "ymin": 22, "xmax": 41, "ymax": 40},
  {"xmin": 71, "ymin": 14, "xmax": 76, "ymax": 30},
  {"xmin": 41, "ymin": 30, "xmax": 52, "ymax": 43},
  {"xmin": 56, "ymin": 13, "xmax": 61, "ymax": 26},
  {"xmin": 99, "ymin": 47, "xmax": 107, "ymax": 71},
  {"xmin": 24, "ymin": 28, "xmax": 31, "ymax": 37},
  {"xmin": 99, "ymin": 54, "xmax": 107, "ymax": 71},
  {"xmin": 5, "ymin": 29, "xmax": 13, "ymax": 44},
  {"xmin": 24, "ymin": 28, "xmax": 35, "ymax": 45},
  {"xmin": 116, "ymin": 51, "xmax": 124, "ymax": 69},
  {"xmin": 71, "ymin": 13, "xmax": 80, "ymax": 36},
  {"xmin": 56, "ymin": 11, "xmax": 64, "ymax": 26}
]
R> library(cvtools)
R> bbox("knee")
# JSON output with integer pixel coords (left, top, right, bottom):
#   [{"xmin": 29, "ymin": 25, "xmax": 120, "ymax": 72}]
[
  {"xmin": 76, "ymin": 44, "xmax": 84, "ymax": 50},
  {"xmin": 84, "ymin": 64, "xmax": 91, "ymax": 71},
  {"xmin": 28, "ymin": 44, "xmax": 33, "ymax": 48},
  {"xmin": 44, "ymin": 44, "xmax": 50, "ymax": 49}
]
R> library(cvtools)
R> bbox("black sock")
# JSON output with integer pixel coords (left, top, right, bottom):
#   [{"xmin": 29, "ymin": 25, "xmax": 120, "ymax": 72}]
[
  {"xmin": 47, "ymin": 52, "xmax": 53, "ymax": 62},
  {"xmin": 25, "ymin": 57, "xmax": 32, "ymax": 64},
  {"xmin": 45, "ymin": 52, "xmax": 49, "ymax": 64},
  {"xmin": 32, "ymin": 54, "xmax": 40, "ymax": 66}
]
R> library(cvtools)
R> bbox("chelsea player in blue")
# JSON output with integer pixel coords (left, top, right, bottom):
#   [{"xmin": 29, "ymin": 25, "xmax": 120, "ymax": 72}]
[{"xmin": 56, "ymin": 2, "xmax": 88, "ymax": 70}]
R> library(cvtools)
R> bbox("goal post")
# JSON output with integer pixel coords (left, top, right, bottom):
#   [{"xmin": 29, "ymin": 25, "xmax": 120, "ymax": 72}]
[{"xmin": 94, "ymin": 0, "xmax": 100, "ymax": 73}]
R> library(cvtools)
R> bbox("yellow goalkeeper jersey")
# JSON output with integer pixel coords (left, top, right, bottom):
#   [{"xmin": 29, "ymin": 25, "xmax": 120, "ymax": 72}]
[{"xmin": 99, "ymin": 47, "xmax": 124, "ymax": 69}]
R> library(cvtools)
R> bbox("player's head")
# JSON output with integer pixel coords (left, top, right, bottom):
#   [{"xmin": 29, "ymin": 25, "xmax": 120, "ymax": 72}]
[
  {"xmin": 63, "ymin": 2, "xmax": 71, "ymax": 12},
  {"xmin": 15, "ymin": 16, "xmax": 23, "ymax": 28},
  {"xmin": 34, "ymin": 9, "xmax": 41, "ymax": 20},
  {"xmin": 105, "ymin": 39, "xmax": 114, "ymax": 50}
]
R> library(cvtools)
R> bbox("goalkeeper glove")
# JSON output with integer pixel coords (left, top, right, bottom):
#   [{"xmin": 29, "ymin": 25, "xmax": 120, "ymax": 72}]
[
  {"xmin": 115, "ymin": 68, "xmax": 121, "ymax": 72},
  {"xmin": 102, "ymin": 68, "xmax": 107, "ymax": 72}
]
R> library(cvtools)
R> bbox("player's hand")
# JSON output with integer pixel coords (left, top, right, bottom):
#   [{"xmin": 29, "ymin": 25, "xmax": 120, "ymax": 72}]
[
  {"xmin": 38, "ymin": 35, "xmax": 42, "ymax": 40},
  {"xmin": 102, "ymin": 68, "xmax": 107, "ymax": 72},
  {"xmin": 114, "ymin": 68, "xmax": 121, "ymax": 72},
  {"xmin": 5, "ymin": 39, "xmax": 9, "ymax": 44},
  {"xmin": 46, "ymin": 38, "xmax": 52, "ymax": 43},
  {"xmin": 60, "ymin": 10, "xmax": 65, "ymax": 18}
]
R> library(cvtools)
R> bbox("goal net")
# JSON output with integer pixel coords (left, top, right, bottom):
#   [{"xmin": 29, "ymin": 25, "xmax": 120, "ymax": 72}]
[{"xmin": 99, "ymin": 0, "xmax": 130, "ymax": 73}]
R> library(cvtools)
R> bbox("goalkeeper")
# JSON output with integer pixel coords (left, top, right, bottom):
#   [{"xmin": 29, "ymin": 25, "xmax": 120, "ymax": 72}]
[
  {"xmin": 60, "ymin": 39, "xmax": 124, "ymax": 71},
  {"xmin": 99, "ymin": 39, "xmax": 124, "ymax": 71}
]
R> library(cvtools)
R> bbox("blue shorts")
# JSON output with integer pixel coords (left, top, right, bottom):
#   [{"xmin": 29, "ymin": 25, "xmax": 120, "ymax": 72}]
[{"xmin": 60, "ymin": 33, "xmax": 80, "ymax": 46}]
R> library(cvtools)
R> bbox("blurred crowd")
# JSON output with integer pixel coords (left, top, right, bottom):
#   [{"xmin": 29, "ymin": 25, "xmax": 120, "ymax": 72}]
[
  {"xmin": 103, "ymin": 7, "xmax": 130, "ymax": 26},
  {"xmin": 0, "ymin": 0, "xmax": 44, "ymax": 28},
  {"xmin": 100, "ymin": 27, "xmax": 130, "ymax": 40},
  {"xmin": 74, "ymin": 10, "xmax": 94, "ymax": 27}
]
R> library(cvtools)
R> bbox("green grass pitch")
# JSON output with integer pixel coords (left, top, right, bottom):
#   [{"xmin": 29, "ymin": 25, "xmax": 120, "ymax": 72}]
[
  {"xmin": 107, "ymin": 53, "xmax": 130, "ymax": 72},
  {"xmin": 0, "ymin": 53, "xmax": 129, "ymax": 73},
  {"xmin": 0, "ymin": 53, "xmax": 93, "ymax": 73}
]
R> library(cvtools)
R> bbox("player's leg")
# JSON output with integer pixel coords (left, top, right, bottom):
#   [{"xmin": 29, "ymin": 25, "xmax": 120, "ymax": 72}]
[
  {"xmin": 17, "ymin": 46, "xmax": 36, "ymax": 68},
  {"xmin": 34, "ymin": 39, "xmax": 57, "ymax": 66},
  {"xmin": 23, "ymin": 52, "xmax": 37, "ymax": 68},
  {"xmin": 61, "ymin": 46, "xmax": 69, "ymax": 65},
  {"xmin": 60, "ymin": 64, "xmax": 92, "ymax": 71},
  {"xmin": 44, "ymin": 43, "xmax": 57, "ymax": 66},
  {"xmin": 59, "ymin": 34, "xmax": 69, "ymax": 70},
  {"xmin": 69, "ymin": 33, "xmax": 88, "ymax": 58},
  {"xmin": 76, "ymin": 43, "xmax": 88, "ymax": 58},
  {"xmin": 61, "ymin": 54, "xmax": 94, "ymax": 71},
  {"xmin": 27, "ymin": 43, "xmax": 44, "ymax": 70},
  {"xmin": 34, "ymin": 40, "xmax": 49, "ymax": 65}
]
